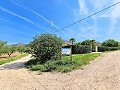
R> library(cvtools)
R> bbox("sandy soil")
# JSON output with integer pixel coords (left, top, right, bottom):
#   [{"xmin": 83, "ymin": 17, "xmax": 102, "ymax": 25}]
[{"xmin": 0, "ymin": 51, "xmax": 120, "ymax": 90}]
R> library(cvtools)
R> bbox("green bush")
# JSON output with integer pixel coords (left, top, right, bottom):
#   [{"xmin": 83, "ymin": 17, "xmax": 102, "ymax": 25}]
[
  {"xmin": 25, "ymin": 59, "xmax": 38, "ymax": 67},
  {"xmin": 98, "ymin": 46, "xmax": 119, "ymax": 52},
  {"xmin": 102, "ymin": 39, "xmax": 119, "ymax": 47},
  {"xmin": 30, "ymin": 65, "xmax": 45, "ymax": 71},
  {"xmin": 29, "ymin": 34, "xmax": 63, "ymax": 64},
  {"xmin": 26, "ymin": 53, "xmax": 101, "ymax": 73},
  {"xmin": 72, "ymin": 45, "xmax": 91, "ymax": 54}
]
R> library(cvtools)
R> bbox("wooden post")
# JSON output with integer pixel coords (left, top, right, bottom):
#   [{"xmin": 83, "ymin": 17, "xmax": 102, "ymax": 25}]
[
  {"xmin": 59, "ymin": 47, "xmax": 63, "ymax": 65},
  {"xmin": 60, "ymin": 48, "xmax": 62, "ymax": 60},
  {"xmin": 70, "ymin": 45, "xmax": 72, "ymax": 64}
]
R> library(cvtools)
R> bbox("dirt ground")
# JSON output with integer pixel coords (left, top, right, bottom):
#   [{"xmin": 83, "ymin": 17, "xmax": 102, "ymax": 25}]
[{"xmin": 0, "ymin": 51, "xmax": 120, "ymax": 90}]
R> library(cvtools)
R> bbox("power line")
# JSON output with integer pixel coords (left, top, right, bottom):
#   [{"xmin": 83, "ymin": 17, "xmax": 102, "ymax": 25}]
[
  {"xmin": 9, "ymin": 0, "xmax": 69, "ymax": 36},
  {"xmin": 56, "ymin": 1, "xmax": 120, "ymax": 32}
]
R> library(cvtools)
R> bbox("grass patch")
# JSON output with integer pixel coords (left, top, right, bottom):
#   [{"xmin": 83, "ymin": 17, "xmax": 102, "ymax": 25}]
[
  {"xmin": 25, "ymin": 53, "xmax": 101, "ymax": 73},
  {"xmin": 0, "ymin": 53, "xmax": 28, "ymax": 65}
]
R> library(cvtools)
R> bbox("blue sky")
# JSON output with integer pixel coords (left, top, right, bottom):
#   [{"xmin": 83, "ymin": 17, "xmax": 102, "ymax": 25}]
[{"xmin": 0, "ymin": 0, "xmax": 120, "ymax": 44}]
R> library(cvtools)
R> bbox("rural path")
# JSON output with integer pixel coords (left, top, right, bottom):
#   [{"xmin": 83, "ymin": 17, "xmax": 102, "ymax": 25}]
[{"xmin": 0, "ymin": 51, "xmax": 120, "ymax": 90}]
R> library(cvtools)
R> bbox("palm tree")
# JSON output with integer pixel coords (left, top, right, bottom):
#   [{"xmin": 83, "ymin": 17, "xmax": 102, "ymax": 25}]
[
  {"xmin": 69, "ymin": 38, "xmax": 75, "ymax": 64},
  {"xmin": 89, "ymin": 40, "xmax": 96, "ymax": 52},
  {"xmin": 69, "ymin": 38, "xmax": 75, "ymax": 45}
]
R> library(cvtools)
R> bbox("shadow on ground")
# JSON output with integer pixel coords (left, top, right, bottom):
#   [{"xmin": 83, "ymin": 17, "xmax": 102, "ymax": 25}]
[{"xmin": 0, "ymin": 61, "xmax": 27, "ymax": 70}]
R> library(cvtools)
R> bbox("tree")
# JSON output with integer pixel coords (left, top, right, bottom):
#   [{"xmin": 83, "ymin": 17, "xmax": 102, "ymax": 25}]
[
  {"xmin": 81, "ymin": 39, "xmax": 91, "ymax": 45},
  {"xmin": 69, "ymin": 38, "xmax": 76, "ymax": 63},
  {"xmin": 76, "ymin": 42, "xmax": 81, "ymax": 46},
  {"xmin": 0, "ymin": 41, "xmax": 6, "ymax": 56},
  {"xmin": 17, "ymin": 45, "xmax": 28, "ymax": 54},
  {"xmin": 4, "ymin": 45, "xmax": 16, "ymax": 57},
  {"xmin": 29, "ymin": 34, "xmax": 63, "ymax": 64},
  {"xmin": 102, "ymin": 39, "xmax": 119, "ymax": 47},
  {"xmin": 81, "ymin": 39, "xmax": 96, "ymax": 52},
  {"xmin": 69, "ymin": 38, "xmax": 75, "ymax": 45}
]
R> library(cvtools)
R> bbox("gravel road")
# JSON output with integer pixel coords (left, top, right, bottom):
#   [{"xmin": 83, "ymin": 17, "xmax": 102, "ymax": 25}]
[{"xmin": 0, "ymin": 51, "xmax": 120, "ymax": 90}]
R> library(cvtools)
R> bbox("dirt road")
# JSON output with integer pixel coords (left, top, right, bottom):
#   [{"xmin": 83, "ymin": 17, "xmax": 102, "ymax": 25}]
[{"xmin": 0, "ymin": 51, "xmax": 120, "ymax": 90}]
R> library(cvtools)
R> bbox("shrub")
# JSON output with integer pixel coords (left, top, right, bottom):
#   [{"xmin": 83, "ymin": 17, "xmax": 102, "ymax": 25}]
[
  {"xmin": 30, "ymin": 65, "xmax": 45, "ymax": 71},
  {"xmin": 102, "ymin": 39, "xmax": 119, "ymax": 47},
  {"xmin": 72, "ymin": 45, "xmax": 91, "ymax": 54},
  {"xmin": 26, "ymin": 53, "xmax": 101, "ymax": 73},
  {"xmin": 29, "ymin": 34, "xmax": 63, "ymax": 64},
  {"xmin": 98, "ymin": 46, "xmax": 119, "ymax": 52}
]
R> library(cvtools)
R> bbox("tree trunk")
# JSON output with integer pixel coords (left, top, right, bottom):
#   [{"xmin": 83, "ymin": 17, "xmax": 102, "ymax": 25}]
[{"xmin": 8, "ymin": 54, "xmax": 11, "ymax": 57}]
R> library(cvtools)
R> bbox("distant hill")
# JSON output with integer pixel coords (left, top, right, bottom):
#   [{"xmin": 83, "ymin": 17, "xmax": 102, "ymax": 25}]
[{"xmin": 10, "ymin": 43, "xmax": 26, "ymax": 47}]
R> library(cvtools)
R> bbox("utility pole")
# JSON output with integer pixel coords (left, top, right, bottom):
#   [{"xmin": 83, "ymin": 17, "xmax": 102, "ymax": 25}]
[
  {"xmin": 50, "ymin": 20, "xmax": 53, "ymax": 33},
  {"xmin": 50, "ymin": 20, "xmax": 62, "ymax": 60}
]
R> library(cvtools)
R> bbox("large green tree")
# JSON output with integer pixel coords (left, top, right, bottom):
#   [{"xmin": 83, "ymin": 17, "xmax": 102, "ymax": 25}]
[
  {"xmin": 29, "ymin": 34, "xmax": 63, "ymax": 64},
  {"xmin": 102, "ymin": 39, "xmax": 119, "ymax": 47}
]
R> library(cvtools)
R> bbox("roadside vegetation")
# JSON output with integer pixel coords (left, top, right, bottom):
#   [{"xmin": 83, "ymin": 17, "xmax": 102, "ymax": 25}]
[
  {"xmin": 0, "ymin": 53, "xmax": 28, "ymax": 65},
  {"xmin": 25, "ymin": 34, "xmax": 101, "ymax": 73},
  {"xmin": 25, "ymin": 34, "xmax": 120, "ymax": 73},
  {"xmin": 1, "ymin": 34, "xmax": 120, "ymax": 73},
  {"xmin": 0, "ymin": 40, "xmax": 29, "ymax": 65},
  {"xmin": 26, "ymin": 53, "xmax": 101, "ymax": 73}
]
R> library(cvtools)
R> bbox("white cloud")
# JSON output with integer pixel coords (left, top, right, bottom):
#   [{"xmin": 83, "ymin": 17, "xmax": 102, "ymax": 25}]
[
  {"xmin": 90, "ymin": 0, "xmax": 120, "ymax": 36},
  {"xmin": 78, "ymin": 0, "xmax": 88, "ymax": 16},
  {"xmin": 108, "ymin": 0, "xmax": 120, "ymax": 35},
  {"xmin": 74, "ymin": 0, "xmax": 120, "ymax": 39},
  {"xmin": 0, "ymin": 6, "xmax": 50, "ymax": 32},
  {"xmin": 73, "ymin": 0, "xmax": 88, "ymax": 21},
  {"xmin": 76, "ymin": 26, "xmax": 100, "ymax": 39},
  {"xmin": 91, "ymin": 0, "xmax": 110, "ymax": 9}
]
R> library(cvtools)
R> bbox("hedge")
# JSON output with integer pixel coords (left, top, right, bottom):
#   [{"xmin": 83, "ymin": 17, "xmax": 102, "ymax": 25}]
[
  {"xmin": 72, "ymin": 45, "xmax": 91, "ymax": 54},
  {"xmin": 98, "ymin": 46, "xmax": 120, "ymax": 52}
]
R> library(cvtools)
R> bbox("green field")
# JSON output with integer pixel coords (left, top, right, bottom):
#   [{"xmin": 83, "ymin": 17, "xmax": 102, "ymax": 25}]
[{"xmin": 26, "ymin": 53, "xmax": 101, "ymax": 73}]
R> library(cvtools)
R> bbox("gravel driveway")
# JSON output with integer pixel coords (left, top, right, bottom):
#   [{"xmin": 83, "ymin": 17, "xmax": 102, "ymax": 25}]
[{"xmin": 0, "ymin": 51, "xmax": 120, "ymax": 90}]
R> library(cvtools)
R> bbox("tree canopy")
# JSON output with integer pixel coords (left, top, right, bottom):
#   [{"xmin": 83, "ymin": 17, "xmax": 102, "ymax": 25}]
[
  {"xmin": 29, "ymin": 34, "xmax": 63, "ymax": 64},
  {"xmin": 69, "ymin": 38, "xmax": 75, "ymax": 45},
  {"xmin": 102, "ymin": 39, "xmax": 119, "ymax": 47}
]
